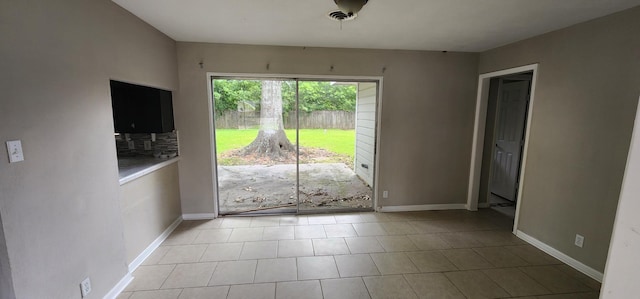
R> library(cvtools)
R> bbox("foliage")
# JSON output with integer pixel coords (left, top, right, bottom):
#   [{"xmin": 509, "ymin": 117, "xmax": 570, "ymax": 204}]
[
  {"xmin": 295, "ymin": 81, "xmax": 357, "ymax": 113},
  {"xmin": 212, "ymin": 79, "xmax": 262, "ymax": 114},
  {"xmin": 213, "ymin": 79, "xmax": 357, "ymax": 113}
]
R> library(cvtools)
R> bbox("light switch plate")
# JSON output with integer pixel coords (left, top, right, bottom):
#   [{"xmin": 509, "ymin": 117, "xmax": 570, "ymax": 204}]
[
  {"xmin": 80, "ymin": 277, "xmax": 91, "ymax": 297},
  {"xmin": 575, "ymin": 234, "xmax": 585, "ymax": 248},
  {"xmin": 6, "ymin": 140, "xmax": 24, "ymax": 163}
]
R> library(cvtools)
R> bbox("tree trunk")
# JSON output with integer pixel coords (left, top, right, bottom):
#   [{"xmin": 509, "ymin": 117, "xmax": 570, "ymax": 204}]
[{"xmin": 242, "ymin": 80, "xmax": 295, "ymax": 159}]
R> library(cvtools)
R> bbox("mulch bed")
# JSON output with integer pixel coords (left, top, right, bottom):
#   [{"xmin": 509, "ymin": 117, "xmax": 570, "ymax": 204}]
[{"xmin": 219, "ymin": 147, "xmax": 354, "ymax": 170}]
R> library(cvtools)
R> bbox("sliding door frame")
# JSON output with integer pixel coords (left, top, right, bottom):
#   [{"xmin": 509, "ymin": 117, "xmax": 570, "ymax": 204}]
[{"xmin": 207, "ymin": 72, "xmax": 384, "ymax": 217}]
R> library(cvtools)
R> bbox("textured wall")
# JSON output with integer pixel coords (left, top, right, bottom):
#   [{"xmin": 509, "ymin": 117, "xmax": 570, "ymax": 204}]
[
  {"xmin": 0, "ymin": 0, "xmax": 178, "ymax": 297},
  {"xmin": 120, "ymin": 164, "xmax": 182, "ymax": 264},
  {"xmin": 479, "ymin": 7, "xmax": 640, "ymax": 272},
  {"xmin": 175, "ymin": 43, "xmax": 479, "ymax": 214},
  {"xmin": 0, "ymin": 214, "xmax": 14, "ymax": 299}
]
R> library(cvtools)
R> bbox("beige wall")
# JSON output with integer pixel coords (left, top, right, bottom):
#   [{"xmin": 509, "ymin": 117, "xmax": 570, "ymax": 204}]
[
  {"xmin": 3, "ymin": 0, "xmax": 636, "ymax": 296},
  {"xmin": 601, "ymin": 96, "xmax": 640, "ymax": 297},
  {"xmin": 120, "ymin": 164, "xmax": 182, "ymax": 264},
  {"xmin": 0, "ymin": 0, "xmax": 178, "ymax": 297},
  {"xmin": 0, "ymin": 214, "xmax": 14, "ymax": 299},
  {"xmin": 479, "ymin": 7, "xmax": 640, "ymax": 272},
  {"xmin": 175, "ymin": 43, "xmax": 478, "ymax": 214}
]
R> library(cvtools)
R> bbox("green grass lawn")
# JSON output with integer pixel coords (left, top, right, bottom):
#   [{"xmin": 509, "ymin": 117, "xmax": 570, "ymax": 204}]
[{"xmin": 214, "ymin": 129, "xmax": 355, "ymax": 157}]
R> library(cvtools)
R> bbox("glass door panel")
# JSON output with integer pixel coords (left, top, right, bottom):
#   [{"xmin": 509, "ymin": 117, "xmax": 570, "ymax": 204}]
[
  {"xmin": 297, "ymin": 80, "xmax": 375, "ymax": 212},
  {"xmin": 213, "ymin": 78, "xmax": 298, "ymax": 215}
]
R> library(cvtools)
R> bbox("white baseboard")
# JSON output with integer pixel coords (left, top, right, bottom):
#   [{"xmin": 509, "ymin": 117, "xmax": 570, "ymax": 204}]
[
  {"xmin": 105, "ymin": 216, "xmax": 183, "ymax": 298},
  {"xmin": 378, "ymin": 204, "xmax": 467, "ymax": 212},
  {"xmin": 103, "ymin": 272, "xmax": 133, "ymax": 299},
  {"xmin": 182, "ymin": 213, "xmax": 217, "ymax": 220},
  {"xmin": 515, "ymin": 230, "xmax": 604, "ymax": 282},
  {"xmin": 128, "ymin": 216, "xmax": 183, "ymax": 273}
]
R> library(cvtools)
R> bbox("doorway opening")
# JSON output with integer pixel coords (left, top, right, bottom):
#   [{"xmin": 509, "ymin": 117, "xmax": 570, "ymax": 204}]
[
  {"xmin": 210, "ymin": 76, "xmax": 380, "ymax": 216},
  {"xmin": 467, "ymin": 64, "xmax": 538, "ymax": 233},
  {"xmin": 485, "ymin": 73, "xmax": 533, "ymax": 219}
]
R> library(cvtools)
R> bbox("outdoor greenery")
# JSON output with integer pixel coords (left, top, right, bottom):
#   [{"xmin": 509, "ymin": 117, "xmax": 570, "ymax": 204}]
[
  {"xmin": 213, "ymin": 79, "xmax": 357, "ymax": 114},
  {"xmin": 213, "ymin": 80, "xmax": 262, "ymax": 113},
  {"xmin": 215, "ymin": 129, "xmax": 355, "ymax": 157}
]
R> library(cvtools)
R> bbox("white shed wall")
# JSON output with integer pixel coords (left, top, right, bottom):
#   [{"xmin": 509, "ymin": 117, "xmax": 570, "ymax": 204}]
[{"xmin": 355, "ymin": 82, "xmax": 377, "ymax": 187}]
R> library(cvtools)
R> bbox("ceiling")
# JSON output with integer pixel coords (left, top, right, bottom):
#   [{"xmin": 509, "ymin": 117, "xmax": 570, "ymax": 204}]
[{"xmin": 112, "ymin": 0, "xmax": 640, "ymax": 52}]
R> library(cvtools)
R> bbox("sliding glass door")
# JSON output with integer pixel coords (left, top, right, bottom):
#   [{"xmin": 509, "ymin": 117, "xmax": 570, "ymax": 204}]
[
  {"xmin": 213, "ymin": 78, "xmax": 298, "ymax": 215},
  {"xmin": 297, "ymin": 80, "xmax": 374, "ymax": 212},
  {"xmin": 212, "ymin": 77, "xmax": 377, "ymax": 215}
]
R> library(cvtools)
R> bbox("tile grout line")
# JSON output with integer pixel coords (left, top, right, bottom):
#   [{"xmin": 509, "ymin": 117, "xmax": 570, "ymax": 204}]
[{"xmin": 133, "ymin": 211, "xmax": 598, "ymax": 298}]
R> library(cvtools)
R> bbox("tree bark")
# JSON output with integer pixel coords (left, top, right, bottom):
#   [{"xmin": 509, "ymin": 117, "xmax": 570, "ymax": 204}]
[{"xmin": 242, "ymin": 80, "xmax": 295, "ymax": 159}]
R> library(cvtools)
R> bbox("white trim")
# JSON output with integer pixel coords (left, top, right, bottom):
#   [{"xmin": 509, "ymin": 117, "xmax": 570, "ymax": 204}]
[
  {"xmin": 182, "ymin": 213, "xmax": 217, "ymax": 220},
  {"xmin": 378, "ymin": 204, "xmax": 467, "ymax": 212},
  {"xmin": 207, "ymin": 75, "xmax": 219, "ymax": 219},
  {"xmin": 127, "ymin": 216, "xmax": 182, "ymax": 273},
  {"xmin": 373, "ymin": 80, "xmax": 383, "ymax": 210},
  {"xmin": 466, "ymin": 77, "xmax": 491, "ymax": 211},
  {"xmin": 105, "ymin": 217, "xmax": 182, "ymax": 298},
  {"xmin": 103, "ymin": 272, "xmax": 133, "ymax": 299},
  {"xmin": 516, "ymin": 230, "xmax": 604, "ymax": 282},
  {"xmin": 119, "ymin": 157, "xmax": 180, "ymax": 185},
  {"xmin": 466, "ymin": 63, "xmax": 538, "ymax": 234},
  {"xmin": 206, "ymin": 72, "xmax": 384, "ymax": 215},
  {"xmin": 601, "ymin": 94, "xmax": 640, "ymax": 294},
  {"xmin": 209, "ymin": 72, "xmax": 383, "ymax": 82}
]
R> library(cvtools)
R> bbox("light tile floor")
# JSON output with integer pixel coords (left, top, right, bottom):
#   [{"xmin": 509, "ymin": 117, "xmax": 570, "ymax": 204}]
[{"xmin": 119, "ymin": 209, "xmax": 600, "ymax": 299}]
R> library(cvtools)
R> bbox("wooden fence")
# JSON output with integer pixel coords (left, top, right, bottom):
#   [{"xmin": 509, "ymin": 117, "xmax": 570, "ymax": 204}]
[{"xmin": 214, "ymin": 111, "xmax": 355, "ymax": 129}]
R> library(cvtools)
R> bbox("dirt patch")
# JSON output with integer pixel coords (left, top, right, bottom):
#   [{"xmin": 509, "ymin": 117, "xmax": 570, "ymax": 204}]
[
  {"xmin": 218, "ymin": 147, "xmax": 354, "ymax": 170},
  {"xmin": 299, "ymin": 188, "xmax": 372, "ymax": 209},
  {"xmin": 217, "ymin": 163, "xmax": 372, "ymax": 214}
]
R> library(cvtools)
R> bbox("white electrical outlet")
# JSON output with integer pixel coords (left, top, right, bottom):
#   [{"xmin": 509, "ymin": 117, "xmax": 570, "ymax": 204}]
[
  {"xmin": 80, "ymin": 277, "xmax": 92, "ymax": 297},
  {"xmin": 575, "ymin": 234, "xmax": 585, "ymax": 248},
  {"xmin": 382, "ymin": 191, "xmax": 389, "ymax": 198},
  {"xmin": 128, "ymin": 140, "xmax": 135, "ymax": 149},
  {"xmin": 6, "ymin": 140, "xmax": 24, "ymax": 163},
  {"xmin": 144, "ymin": 140, "xmax": 152, "ymax": 150}
]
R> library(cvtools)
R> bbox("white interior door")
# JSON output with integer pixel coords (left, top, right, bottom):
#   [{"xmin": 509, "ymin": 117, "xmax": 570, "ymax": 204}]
[{"xmin": 490, "ymin": 80, "xmax": 530, "ymax": 201}]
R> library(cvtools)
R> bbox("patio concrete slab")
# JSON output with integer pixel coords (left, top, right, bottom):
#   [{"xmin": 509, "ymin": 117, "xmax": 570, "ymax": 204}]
[{"xmin": 217, "ymin": 163, "xmax": 372, "ymax": 214}]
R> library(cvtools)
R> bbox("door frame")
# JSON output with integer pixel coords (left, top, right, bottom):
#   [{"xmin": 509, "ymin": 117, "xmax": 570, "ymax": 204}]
[
  {"xmin": 206, "ymin": 72, "xmax": 384, "ymax": 217},
  {"xmin": 466, "ymin": 64, "xmax": 538, "ymax": 233}
]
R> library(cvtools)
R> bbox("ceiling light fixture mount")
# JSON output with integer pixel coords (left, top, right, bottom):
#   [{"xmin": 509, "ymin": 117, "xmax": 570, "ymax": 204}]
[
  {"xmin": 333, "ymin": 0, "xmax": 369, "ymax": 17},
  {"xmin": 327, "ymin": 10, "xmax": 357, "ymax": 22}
]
